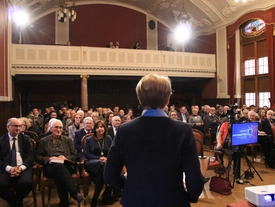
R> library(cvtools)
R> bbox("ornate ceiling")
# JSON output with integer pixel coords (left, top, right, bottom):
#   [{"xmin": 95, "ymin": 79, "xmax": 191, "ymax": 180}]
[{"xmin": 8, "ymin": 0, "xmax": 275, "ymax": 35}]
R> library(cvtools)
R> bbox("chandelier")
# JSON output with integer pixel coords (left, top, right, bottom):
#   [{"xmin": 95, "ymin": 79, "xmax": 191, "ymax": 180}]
[
  {"xmin": 173, "ymin": 0, "xmax": 192, "ymax": 42},
  {"xmin": 57, "ymin": 0, "xmax": 77, "ymax": 22}
]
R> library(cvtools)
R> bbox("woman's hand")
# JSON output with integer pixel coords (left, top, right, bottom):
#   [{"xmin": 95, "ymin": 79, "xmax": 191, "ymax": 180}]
[{"xmin": 100, "ymin": 156, "xmax": 107, "ymax": 163}]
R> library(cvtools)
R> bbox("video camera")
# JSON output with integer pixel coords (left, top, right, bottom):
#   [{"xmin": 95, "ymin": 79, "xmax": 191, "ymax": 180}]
[{"xmin": 225, "ymin": 103, "xmax": 238, "ymax": 123}]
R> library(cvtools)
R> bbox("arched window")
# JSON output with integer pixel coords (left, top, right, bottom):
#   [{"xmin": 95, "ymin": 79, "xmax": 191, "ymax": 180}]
[
  {"xmin": 241, "ymin": 19, "xmax": 269, "ymax": 107},
  {"xmin": 242, "ymin": 19, "xmax": 266, "ymax": 38}
]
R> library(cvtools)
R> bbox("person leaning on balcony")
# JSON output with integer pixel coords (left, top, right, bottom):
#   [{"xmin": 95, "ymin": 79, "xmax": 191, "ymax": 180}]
[
  {"xmin": 104, "ymin": 73, "xmax": 204, "ymax": 207},
  {"xmin": 133, "ymin": 41, "xmax": 140, "ymax": 49}
]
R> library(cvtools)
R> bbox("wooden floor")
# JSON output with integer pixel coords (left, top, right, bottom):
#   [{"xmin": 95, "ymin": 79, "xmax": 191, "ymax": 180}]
[{"xmin": 1, "ymin": 149, "xmax": 274, "ymax": 207}]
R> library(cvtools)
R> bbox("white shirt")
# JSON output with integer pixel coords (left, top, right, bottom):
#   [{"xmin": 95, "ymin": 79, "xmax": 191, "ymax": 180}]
[{"xmin": 5, "ymin": 134, "xmax": 26, "ymax": 173}]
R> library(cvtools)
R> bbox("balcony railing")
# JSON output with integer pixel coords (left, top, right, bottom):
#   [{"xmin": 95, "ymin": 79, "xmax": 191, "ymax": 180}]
[{"xmin": 11, "ymin": 44, "xmax": 216, "ymax": 78}]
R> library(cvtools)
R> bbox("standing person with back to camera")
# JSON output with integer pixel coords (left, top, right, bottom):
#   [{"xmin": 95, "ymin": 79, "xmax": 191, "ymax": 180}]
[{"xmin": 104, "ymin": 73, "xmax": 204, "ymax": 207}]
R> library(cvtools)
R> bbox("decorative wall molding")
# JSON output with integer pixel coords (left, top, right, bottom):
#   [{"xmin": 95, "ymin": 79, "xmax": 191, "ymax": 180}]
[{"xmin": 11, "ymin": 44, "xmax": 216, "ymax": 78}]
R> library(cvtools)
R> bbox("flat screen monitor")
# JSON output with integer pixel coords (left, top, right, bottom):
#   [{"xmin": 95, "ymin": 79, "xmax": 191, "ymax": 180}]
[{"xmin": 231, "ymin": 122, "xmax": 258, "ymax": 146}]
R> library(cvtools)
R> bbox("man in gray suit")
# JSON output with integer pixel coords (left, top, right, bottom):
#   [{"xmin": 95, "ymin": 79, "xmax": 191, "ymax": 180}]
[{"xmin": 36, "ymin": 119, "xmax": 84, "ymax": 207}]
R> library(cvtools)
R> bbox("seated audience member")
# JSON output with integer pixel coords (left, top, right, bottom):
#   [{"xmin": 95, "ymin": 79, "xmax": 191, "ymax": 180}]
[
  {"xmin": 65, "ymin": 110, "xmax": 77, "ymax": 129},
  {"xmin": 27, "ymin": 116, "xmax": 41, "ymax": 138},
  {"xmin": 258, "ymin": 109, "xmax": 267, "ymax": 122},
  {"xmin": 91, "ymin": 112, "xmax": 100, "ymax": 123},
  {"xmin": 84, "ymin": 120, "xmax": 113, "ymax": 207},
  {"xmin": 203, "ymin": 107, "xmax": 219, "ymax": 145},
  {"xmin": 133, "ymin": 41, "xmax": 140, "ymax": 49},
  {"xmin": 248, "ymin": 110, "xmax": 275, "ymax": 167},
  {"xmin": 102, "ymin": 108, "xmax": 109, "ymax": 119},
  {"xmin": 18, "ymin": 117, "xmax": 30, "ymax": 136},
  {"xmin": 43, "ymin": 108, "xmax": 51, "ymax": 122},
  {"xmin": 169, "ymin": 110, "xmax": 180, "ymax": 120},
  {"xmin": 126, "ymin": 109, "xmax": 134, "ymax": 119},
  {"xmin": 106, "ymin": 112, "xmax": 114, "ymax": 128},
  {"xmin": 104, "ymin": 74, "xmax": 204, "ymax": 207},
  {"xmin": 134, "ymin": 104, "xmax": 143, "ymax": 117},
  {"xmin": 238, "ymin": 108, "xmax": 249, "ymax": 122},
  {"xmin": 36, "ymin": 119, "xmax": 85, "ymax": 207},
  {"xmin": 68, "ymin": 114, "xmax": 83, "ymax": 140},
  {"xmin": 118, "ymin": 109, "xmax": 125, "ymax": 119},
  {"xmin": 62, "ymin": 110, "xmax": 71, "ymax": 130},
  {"xmin": 0, "ymin": 118, "xmax": 34, "ymax": 207},
  {"xmin": 87, "ymin": 110, "xmax": 93, "ymax": 118},
  {"xmin": 215, "ymin": 105, "xmax": 224, "ymax": 118},
  {"xmin": 163, "ymin": 105, "xmax": 169, "ymax": 115},
  {"xmin": 76, "ymin": 110, "xmax": 85, "ymax": 121},
  {"xmin": 188, "ymin": 107, "xmax": 205, "ymax": 134},
  {"xmin": 122, "ymin": 115, "xmax": 132, "ymax": 123},
  {"xmin": 43, "ymin": 111, "xmax": 58, "ymax": 133},
  {"xmin": 178, "ymin": 106, "xmax": 189, "ymax": 123},
  {"xmin": 260, "ymin": 110, "xmax": 275, "ymax": 140},
  {"xmin": 74, "ymin": 117, "xmax": 94, "ymax": 161},
  {"xmin": 107, "ymin": 116, "xmax": 121, "ymax": 139},
  {"xmin": 113, "ymin": 106, "xmax": 119, "ymax": 116},
  {"xmin": 32, "ymin": 108, "xmax": 44, "ymax": 131}
]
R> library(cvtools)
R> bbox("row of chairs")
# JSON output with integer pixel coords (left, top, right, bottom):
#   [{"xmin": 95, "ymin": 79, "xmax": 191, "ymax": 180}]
[{"xmin": 27, "ymin": 129, "xmax": 226, "ymax": 206}]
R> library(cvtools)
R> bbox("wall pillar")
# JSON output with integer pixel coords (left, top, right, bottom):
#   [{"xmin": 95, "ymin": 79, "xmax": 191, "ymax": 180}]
[
  {"xmin": 80, "ymin": 74, "xmax": 89, "ymax": 110},
  {"xmin": 216, "ymin": 26, "xmax": 229, "ymax": 99}
]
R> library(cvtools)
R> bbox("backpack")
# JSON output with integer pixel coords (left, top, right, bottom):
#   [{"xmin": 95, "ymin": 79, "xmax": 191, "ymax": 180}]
[{"xmin": 268, "ymin": 148, "xmax": 275, "ymax": 168}]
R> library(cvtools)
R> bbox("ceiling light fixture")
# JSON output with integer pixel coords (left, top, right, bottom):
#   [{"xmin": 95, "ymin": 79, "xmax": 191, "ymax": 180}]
[
  {"xmin": 173, "ymin": 0, "xmax": 192, "ymax": 42},
  {"xmin": 57, "ymin": 0, "xmax": 77, "ymax": 22}
]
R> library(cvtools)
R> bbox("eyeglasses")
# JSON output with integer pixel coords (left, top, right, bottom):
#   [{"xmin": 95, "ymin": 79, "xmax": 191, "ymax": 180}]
[
  {"xmin": 75, "ymin": 117, "xmax": 81, "ymax": 119},
  {"xmin": 10, "ymin": 125, "xmax": 22, "ymax": 128},
  {"xmin": 53, "ymin": 126, "xmax": 63, "ymax": 130},
  {"xmin": 170, "ymin": 114, "xmax": 177, "ymax": 117}
]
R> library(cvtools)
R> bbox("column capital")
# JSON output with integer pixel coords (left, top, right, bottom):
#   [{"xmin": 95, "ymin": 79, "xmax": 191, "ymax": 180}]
[{"xmin": 80, "ymin": 74, "xmax": 89, "ymax": 80}]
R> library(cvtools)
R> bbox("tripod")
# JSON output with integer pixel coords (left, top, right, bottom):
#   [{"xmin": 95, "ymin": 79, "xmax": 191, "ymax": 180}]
[{"xmin": 226, "ymin": 146, "xmax": 263, "ymax": 188}]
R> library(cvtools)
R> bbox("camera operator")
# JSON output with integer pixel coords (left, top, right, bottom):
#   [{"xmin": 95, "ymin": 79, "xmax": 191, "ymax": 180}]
[{"xmin": 216, "ymin": 105, "xmax": 241, "ymax": 178}]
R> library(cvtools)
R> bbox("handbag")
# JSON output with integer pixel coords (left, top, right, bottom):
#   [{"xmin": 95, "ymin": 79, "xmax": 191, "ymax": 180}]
[
  {"xmin": 209, "ymin": 176, "xmax": 232, "ymax": 195},
  {"xmin": 102, "ymin": 185, "xmax": 119, "ymax": 205}
]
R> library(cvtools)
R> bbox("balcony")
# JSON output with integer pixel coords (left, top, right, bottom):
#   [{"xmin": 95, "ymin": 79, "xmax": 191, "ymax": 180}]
[{"xmin": 11, "ymin": 44, "xmax": 216, "ymax": 78}]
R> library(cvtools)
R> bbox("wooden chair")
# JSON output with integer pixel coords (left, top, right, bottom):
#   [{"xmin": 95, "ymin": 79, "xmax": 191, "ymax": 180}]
[
  {"xmin": 38, "ymin": 154, "xmax": 81, "ymax": 207},
  {"xmin": 25, "ymin": 131, "xmax": 39, "ymax": 142},
  {"xmin": 192, "ymin": 129, "xmax": 222, "ymax": 172},
  {"xmin": 246, "ymin": 143, "xmax": 262, "ymax": 162},
  {"xmin": 80, "ymin": 133, "xmax": 93, "ymax": 205},
  {"xmin": 195, "ymin": 139, "xmax": 209, "ymax": 177},
  {"xmin": 29, "ymin": 138, "xmax": 39, "ymax": 207}
]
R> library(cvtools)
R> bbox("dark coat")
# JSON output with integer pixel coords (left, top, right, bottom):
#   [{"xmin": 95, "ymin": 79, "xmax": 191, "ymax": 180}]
[
  {"xmin": 106, "ymin": 127, "xmax": 115, "ymax": 139},
  {"xmin": 35, "ymin": 135, "xmax": 77, "ymax": 165},
  {"xmin": 0, "ymin": 133, "xmax": 34, "ymax": 171},
  {"xmin": 104, "ymin": 116, "xmax": 204, "ymax": 207},
  {"xmin": 260, "ymin": 118, "xmax": 273, "ymax": 139}
]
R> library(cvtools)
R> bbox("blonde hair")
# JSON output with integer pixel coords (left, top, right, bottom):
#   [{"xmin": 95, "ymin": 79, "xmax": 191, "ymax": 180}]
[
  {"xmin": 19, "ymin": 117, "xmax": 30, "ymax": 129},
  {"xmin": 136, "ymin": 74, "xmax": 172, "ymax": 109}
]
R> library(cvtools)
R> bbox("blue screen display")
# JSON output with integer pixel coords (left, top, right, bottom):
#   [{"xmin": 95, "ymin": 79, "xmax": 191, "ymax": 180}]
[{"xmin": 231, "ymin": 122, "xmax": 258, "ymax": 146}]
